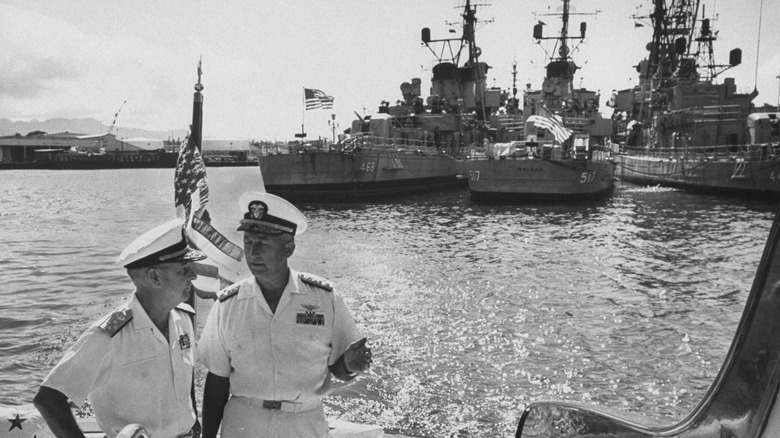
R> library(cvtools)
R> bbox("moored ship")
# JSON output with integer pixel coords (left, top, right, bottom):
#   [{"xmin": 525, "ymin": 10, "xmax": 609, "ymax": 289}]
[
  {"xmin": 611, "ymin": 0, "xmax": 780, "ymax": 198},
  {"xmin": 464, "ymin": 0, "xmax": 614, "ymax": 203},
  {"xmin": 259, "ymin": 0, "xmax": 522, "ymax": 201}
]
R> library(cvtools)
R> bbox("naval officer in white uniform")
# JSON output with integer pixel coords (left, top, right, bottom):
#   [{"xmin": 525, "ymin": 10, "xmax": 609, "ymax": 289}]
[
  {"xmin": 198, "ymin": 192, "xmax": 372, "ymax": 438},
  {"xmin": 33, "ymin": 218, "xmax": 206, "ymax": 438}
]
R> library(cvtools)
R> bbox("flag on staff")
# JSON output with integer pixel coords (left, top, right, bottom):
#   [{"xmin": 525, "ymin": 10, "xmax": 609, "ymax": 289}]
[
  {"xmin": 304, "ymin": 88, "xmax": 334, "ymax": 110},
  {"xmin": 174, "ymin": 134, "xmax": 209, "ymax": 220},
  {"xmin": 527, "ymin": 107, "xmax": 572, "ymax": 143},
  {"xmin": 174, "ymin": 133, "xmax": 246, "ymax": 286}
]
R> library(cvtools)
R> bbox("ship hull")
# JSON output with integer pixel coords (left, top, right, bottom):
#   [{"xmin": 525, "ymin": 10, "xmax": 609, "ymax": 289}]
[
  {"xmin": 464, "ymin": 157, "xmax": 615, "ymax": 202},
  {"xmin": 259, "ymin": 150, "xmax": 466, "ymax": 201},
  {"xmin": 614, "ymin": 153, "xmax": 780, "ymax": 199}
]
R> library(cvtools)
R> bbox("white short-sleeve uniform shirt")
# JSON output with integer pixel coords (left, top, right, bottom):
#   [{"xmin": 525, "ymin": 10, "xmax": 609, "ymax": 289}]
[
  {"xmin": 198, "ymin": 270, "xmax": 361, "ymax": 402},
  {"xmin": 42, "ymin": 294, "xmax": 197, "ymax": 438}
]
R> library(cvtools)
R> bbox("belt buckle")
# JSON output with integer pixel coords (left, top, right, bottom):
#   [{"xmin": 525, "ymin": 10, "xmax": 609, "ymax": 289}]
[{"xmin": 262, "ymin": 400, "xmax": 282, "ymax": 410}]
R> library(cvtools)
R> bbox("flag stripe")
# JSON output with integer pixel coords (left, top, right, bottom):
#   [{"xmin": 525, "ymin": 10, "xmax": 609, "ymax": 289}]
[
  {"xmin": 186, "ymin": 225, "xmax": 247, "ymax": 285},
  {"xmin": 191, "ymin": 216, "xmax": 244, "ymax": 261},
  {"xmin": 527, "ymin": 115, "xmax": 572, "ymax": 143},
  {"xmin": 304, "ymin": 88, "xmax": 334, "ymax": 110},
  {"xmin": 190, "ymin": 262, "xmax": 220, "ymax": 278}
]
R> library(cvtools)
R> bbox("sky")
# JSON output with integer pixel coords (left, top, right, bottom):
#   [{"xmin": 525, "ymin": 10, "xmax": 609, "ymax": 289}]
[{"xmin": 1, "ymin": 0, "xmax": 778, "ymax": 142}]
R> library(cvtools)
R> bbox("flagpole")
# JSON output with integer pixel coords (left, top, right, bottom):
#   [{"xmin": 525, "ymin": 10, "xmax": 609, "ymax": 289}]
[
  {"xmin": 301, "ymin": 87, "xmax": 305, "ymax": 139},
  {"xmin": 193, "ymin": 58, "xmax": 204, "ymax": 153},
  {"xmin": 187, "ymin": 59, "xmax": 204, "ymax": 318}
]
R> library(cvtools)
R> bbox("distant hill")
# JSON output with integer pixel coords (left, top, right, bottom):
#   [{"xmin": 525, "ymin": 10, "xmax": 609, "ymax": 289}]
[{"xmin": 0, "ymin": 118, "xmax": 187, "ymax": 141}]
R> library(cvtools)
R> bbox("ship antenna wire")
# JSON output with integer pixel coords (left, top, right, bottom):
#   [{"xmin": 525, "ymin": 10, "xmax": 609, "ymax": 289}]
[{"xmin": 754, "ymin": 0, "xmax": 764, "ymax": 90}]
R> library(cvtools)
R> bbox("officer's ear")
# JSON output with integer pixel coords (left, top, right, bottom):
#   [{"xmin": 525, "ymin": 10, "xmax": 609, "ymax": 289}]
[
  {"xmin": 146, "ymin": 266, "xmax": 163, "ymax": 286},
  {"xmin": 285, "ymin": 240, "xmax": 296, "ymax": 258}
]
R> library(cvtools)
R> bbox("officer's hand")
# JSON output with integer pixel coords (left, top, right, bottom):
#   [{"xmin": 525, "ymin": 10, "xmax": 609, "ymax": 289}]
[
  {"xmin": 344, "ymin": 337, "xmax": 372, "ymax": 373},
  {"xmin": 192, "ymin": 419, "xmax": 202, "ymax": 438},
  {"xmin": 116, "ymin": 424, "xmax": 150, "ymax": 438}
]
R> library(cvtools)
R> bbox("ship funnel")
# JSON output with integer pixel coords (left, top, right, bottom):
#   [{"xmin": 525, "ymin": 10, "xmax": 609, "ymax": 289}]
[
  {"xmin": 729, "ymin": 48, "xmax": 742, "ymax": 66},
  {"xmin": 580, "ymin": 22, "xmax": 586, "ymax": 38},
  {"xmin": 533, "ymin": 23, "xmax": 543, "ymax": 39},
  {"xmin": 422, "ymin": 28, "xmax": 431, "ymax": 43}
]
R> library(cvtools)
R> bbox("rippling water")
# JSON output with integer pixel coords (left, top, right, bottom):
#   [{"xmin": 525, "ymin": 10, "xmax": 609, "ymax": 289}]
[{"xmin": 0, "ymin": 168, "xmax": 776, "ymax": 437}]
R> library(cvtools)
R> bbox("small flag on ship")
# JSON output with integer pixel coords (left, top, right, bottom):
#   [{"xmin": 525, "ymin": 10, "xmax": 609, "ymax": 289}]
[
  {"xmin": 304, "ymin": 88, "xmax": 334, "ymax": 110},
  {"xmin": 527, "ymin": 106, "xmax": 572, "ymax": 143}
]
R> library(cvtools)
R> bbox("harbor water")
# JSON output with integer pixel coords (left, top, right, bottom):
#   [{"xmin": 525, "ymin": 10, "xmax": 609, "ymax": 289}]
[{"xmin": 0, "ymin": 167, "xmax": 776, "ymax": 437}]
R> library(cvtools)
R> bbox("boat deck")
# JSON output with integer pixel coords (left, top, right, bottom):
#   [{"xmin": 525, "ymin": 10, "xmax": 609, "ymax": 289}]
[{"xmin": 77, "ymin": 416, "xmax": 412, "ymax": 437}]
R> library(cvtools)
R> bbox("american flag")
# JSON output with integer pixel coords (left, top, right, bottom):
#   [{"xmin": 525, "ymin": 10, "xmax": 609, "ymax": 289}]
[
  {"xmin": 527, "ymin": 107, "xmax": 572, "ymax": 143},
  {"xmin": 174, "ymin": 134, "xmax": 209, "ymax": 220},
  {"xmin": 174, "ymin": 134, "xmax": 245, "ymax": 285},
  {"xmin": 304, "ymin": 88, "xmax": 334, "ymax": 110}
]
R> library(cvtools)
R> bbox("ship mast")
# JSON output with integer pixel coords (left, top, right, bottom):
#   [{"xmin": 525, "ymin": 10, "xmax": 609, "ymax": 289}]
[
  {"xmin": 421, "ymin": 0, "xmax": 491, "ymax": 119},
  {"xmin": 462, "ymin": 0, "xmax": 487, "ymax": 120},
  {"xmin": 532, "ymin": 0, "xmax": 593, "ymax": 101},
  {"xmin": 559, "ymin": 0, "xmax": 570, "ymax": 61},
  {"xmin": 637, "ymin": 0, "xmax": 742, "ymax": 120}
]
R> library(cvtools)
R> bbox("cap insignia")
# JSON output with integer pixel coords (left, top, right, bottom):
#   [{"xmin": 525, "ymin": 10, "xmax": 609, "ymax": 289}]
[{"xmin": 247, "ymin": 201, "xmax": 268, "ymax": 220}]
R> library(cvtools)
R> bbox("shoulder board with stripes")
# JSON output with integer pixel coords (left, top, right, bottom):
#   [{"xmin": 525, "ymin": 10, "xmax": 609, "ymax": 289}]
[
  {"xmin": 98, "ymin": 307, "xmax": 133, "ymax": 337},
  {"xmin": 218, "ymin": 283, "xmax": 242, "ymax": 302},
  {"xmin": 299, "ymin": 273, "xmax": 333, "ymax": 292},
  {"xmin": 175, "ymin": 303, "xmax": 195, "ymax": 315}
]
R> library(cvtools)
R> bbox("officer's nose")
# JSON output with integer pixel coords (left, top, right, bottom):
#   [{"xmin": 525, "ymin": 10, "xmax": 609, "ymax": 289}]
[
  {"xmin": 184, "ymin": 264, "xmax": 197, "ymax": 281},
  {"xmin": 248, "ymin": 243, "xmax": 263, "ymax": 258}
]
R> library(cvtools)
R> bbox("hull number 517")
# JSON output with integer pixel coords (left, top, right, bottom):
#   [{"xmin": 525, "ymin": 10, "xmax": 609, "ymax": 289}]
[{"xmin": 580, "ymin": 172, "xmax": 595, "ymax": 184}]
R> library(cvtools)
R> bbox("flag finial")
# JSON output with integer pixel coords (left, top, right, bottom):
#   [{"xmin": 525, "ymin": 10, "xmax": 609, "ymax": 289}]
[{"xmin": 195, "ymin": 57, "xmax": 204, "ymax": 92}]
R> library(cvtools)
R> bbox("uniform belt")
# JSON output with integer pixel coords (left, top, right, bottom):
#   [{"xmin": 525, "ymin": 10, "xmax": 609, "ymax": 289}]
[
  {"xmin": 232, "ymin": 395, "xmax": 321, "ymax": 413},
  {"xmin": 177, "ymin": 430, "xmax": 194, "ymax": 438}
]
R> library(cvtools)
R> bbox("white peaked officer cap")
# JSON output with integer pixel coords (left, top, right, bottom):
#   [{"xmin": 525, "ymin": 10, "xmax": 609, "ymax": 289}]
[
  {"xmin": 116, "ymin": 218, "xmax": 206, "ymax": 269},
  {"xmin": 237, "ymin": 191, "xmax": 308, "ymax": 236}
]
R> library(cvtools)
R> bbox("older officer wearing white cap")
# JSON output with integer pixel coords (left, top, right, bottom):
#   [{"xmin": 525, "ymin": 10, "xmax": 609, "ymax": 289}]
[
  {"xmin": 198, "ymin": 192, "xmax": 372, "ymax": 438},
  {"xmin": 33, "ymin": 218, "xmax": 206, "ymax": 438}
]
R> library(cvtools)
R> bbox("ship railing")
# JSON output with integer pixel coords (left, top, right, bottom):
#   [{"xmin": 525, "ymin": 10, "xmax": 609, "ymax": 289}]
[
  {"xmin": 345, "ymin": 135, "xmax": 452, "ymax": 155},
  {"xmin": 620, "ymin": 142, "xmax": 780, "ymax": 162},
  {"xmin": 492, "ymin": 114, "xmax": 525, "ymax": 131},
  {"xmin": 469, "ymin": 140, "xmax": 567, "ymax": 160}
]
